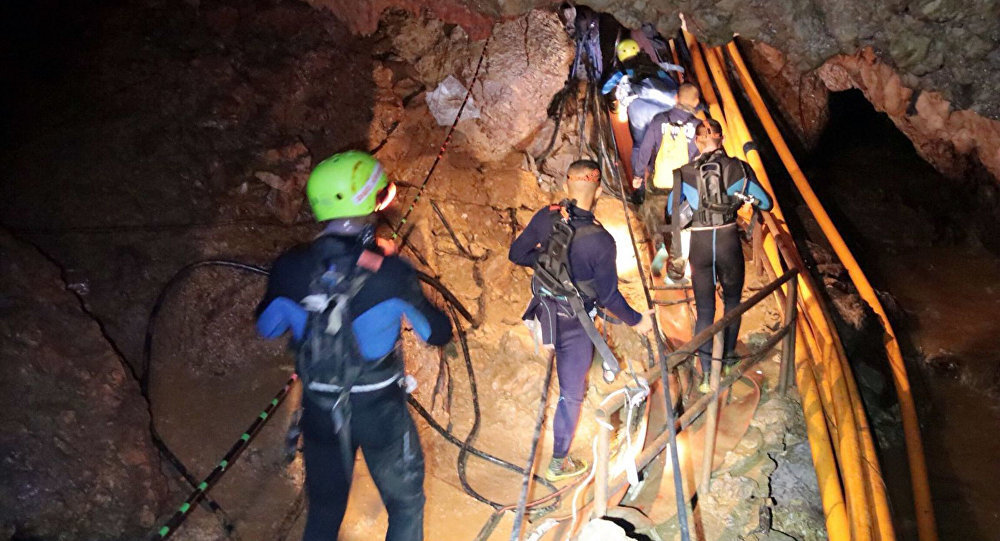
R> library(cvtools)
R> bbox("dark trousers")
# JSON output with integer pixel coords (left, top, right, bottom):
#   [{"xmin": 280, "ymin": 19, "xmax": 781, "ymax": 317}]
[
  {"xmin": 690, "ymin": 225, "xmax": 745, "ymax": 374},
  {"xmin": 552, "ymin": 308, "xmax": 595, "ymax": 459},
  {"xmin": 300, "ymin": 384, "xmax": 425, "ymax": 541}
]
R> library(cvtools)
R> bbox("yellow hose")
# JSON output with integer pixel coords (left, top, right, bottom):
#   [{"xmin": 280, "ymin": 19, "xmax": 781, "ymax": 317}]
[
  {"xmin": 725, "ymin": 40, "xmax": 936, "ymax": 541},
  {"xmin": 681, "ymin": 29, "xmax": 739, "ymax": 158},
  {"xmin": 702, "ymin": 47, "xmax": 876, "ymax": 540}
]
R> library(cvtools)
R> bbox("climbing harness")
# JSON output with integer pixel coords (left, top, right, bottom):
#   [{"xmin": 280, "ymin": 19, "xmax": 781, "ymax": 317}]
[{"xmin": 531, "ymin": 200, "xmax": 622, "ymax": 383}]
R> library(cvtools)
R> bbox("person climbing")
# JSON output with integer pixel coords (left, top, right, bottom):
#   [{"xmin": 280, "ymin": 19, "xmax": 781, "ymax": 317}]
[
  {"xmin": 632, "ymin": 83, "xmax": 703, "ymax": 192},
  {"xmin": 637, "ymin": 83, "xmax": 703, "ymax": 278},
  {"xmin": 509, "ymin": 159, "xmax": 654, "ymax": 481},
  {"xmin": 602, "ymin": 38, "xmax": 683, "ymax": 145},
  {"xmin": 665, "ymin": 120, "xmax": 772, "ymax": 392},
  {"xmin": 255, "ymin": 150, "xmax": 452, "ymax": 541}
]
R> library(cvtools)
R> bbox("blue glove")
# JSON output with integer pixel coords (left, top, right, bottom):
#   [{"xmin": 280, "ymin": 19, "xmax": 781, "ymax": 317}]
[{"xmin": 257, "ymin": 297, "xmax": 308, "ymax": 341}]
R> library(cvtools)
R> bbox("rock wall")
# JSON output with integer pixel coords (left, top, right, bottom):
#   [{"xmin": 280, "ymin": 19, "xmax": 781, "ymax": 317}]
[
  {"xmin": 0, "ymin": 231, "xmax": 167, "ymax": 540},
  {"xmin": 307, "ymin": 0, "xmax": 1000, "ymax": 184},
  {"xmin": 742, "ymin": 40, "xmax": 831, "ymax": 150},
  {"xmin": 744, "ymin": 39, "xmax": 1000, "ymax": 184},
  {"xmin": 375, "ymin": 9, "xmax": 574, "ymax": 163},
  {"xmin": 818, "ymin": 48, "xmax": 1000, "ymax": 182}
]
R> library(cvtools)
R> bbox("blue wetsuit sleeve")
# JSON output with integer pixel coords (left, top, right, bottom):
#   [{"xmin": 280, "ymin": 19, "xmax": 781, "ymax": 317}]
[
  {"xmin": 602, "ymin": 71, "xmax": 624, "ymax": 94},
  {"xmin": 589, "ymin": 233, "xmax": 642, "ymax": 325},
  {"xmin": 257, "ymin": 297, "xmax": 307, "ymax": 341},
  {"xmin": 727, "ymin": 166, "xmax": 773, "ymax": 211},
  {"xmin": 396, "ymin": 263, "xmax": 452, "ymax": 345},
  {"xmin": 665, "ymin": 183, "xmax": 699, "ymax": 215},
  {"xmin": 509, "ymin": 208, "xmax": 551, "ymax": 267},
  {"xmin": 255, "ymin": 248, "xmax": 312, "ymax": 343}
]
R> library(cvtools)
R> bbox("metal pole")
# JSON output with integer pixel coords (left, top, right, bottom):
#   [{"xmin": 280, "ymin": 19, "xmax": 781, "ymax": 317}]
[
  {"xmin": 700, "ymin": 333, "xmax": 724, "ymax": 491},
  {"xmin": 594, "ymin": 412, "xmax": 611, "ymax": 518},
  {"xmin": 510, "ymin": 349, "xmax": 556, "ymax": 541},
  {"xmin": 779, "ymin": 278, "xmax": 799, "ymax": 395}
]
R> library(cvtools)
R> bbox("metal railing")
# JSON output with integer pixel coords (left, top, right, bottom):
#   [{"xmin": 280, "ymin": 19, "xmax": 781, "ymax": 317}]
[{"xmin": 590, "ymin": 269, "xmax": 798, "ymax": 520}]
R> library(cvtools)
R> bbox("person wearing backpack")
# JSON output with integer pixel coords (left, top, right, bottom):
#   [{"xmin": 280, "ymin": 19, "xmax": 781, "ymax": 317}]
[
  {"xmin": 255, "ymin": 150, "xmax": 452, "ymax": 541},
  {"xmin": 665, "ymin": 120, "xmax": 772, "ymax": 392},
  {"xmin": 631, "ymin": 83, "xmax": 702, "ymax": 192},
  {"xmin": 509, "ymin": 159, "xmax": 654, "ymax": 482},
  {"xmin": 602, "ymin": 39, "xmax": 683, "ymax": 145}
]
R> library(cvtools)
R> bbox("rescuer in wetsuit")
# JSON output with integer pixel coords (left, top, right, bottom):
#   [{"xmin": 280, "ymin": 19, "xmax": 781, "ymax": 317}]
[
  {"xmin": 509, "ymin": 159, "xmax": 654, "ymax": 481},
  {"xmin": 666, "ymin": 120, "xmax": 773, "ymax": 392},
  {"xmin": 255, "ymin": 151, "xmax": 452, "ymax": 541},
  {"xmin": 632, "ymin": 83, "xmax": 703, "ymax": 190}
]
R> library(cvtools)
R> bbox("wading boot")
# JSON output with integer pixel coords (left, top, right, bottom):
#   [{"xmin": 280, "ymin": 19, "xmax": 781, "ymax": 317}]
[{"xmin": 545, "ymin": 455, "xmax": 589, "ymax": 482}]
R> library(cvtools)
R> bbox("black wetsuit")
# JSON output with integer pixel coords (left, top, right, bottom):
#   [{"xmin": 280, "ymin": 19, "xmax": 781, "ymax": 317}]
[
  {"xmin": 668, "ymin": 150, "xmax": 772, "ymax": 373},
  {"xmin": 509, "ymin": 204, "xmax": 642, "ymax": 458},
  {"xmin": 256, "ymin": 233, "xmax": 451, "ymax": 541}
]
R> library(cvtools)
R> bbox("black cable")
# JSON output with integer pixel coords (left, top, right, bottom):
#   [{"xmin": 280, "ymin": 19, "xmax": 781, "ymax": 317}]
[
  {"xmin": 142, "ymin": 260, "xmax": 268, "ymax": 532},
  {"xmin": 510, "ymin": 350, "xmax": 557, "ymax": 540}
]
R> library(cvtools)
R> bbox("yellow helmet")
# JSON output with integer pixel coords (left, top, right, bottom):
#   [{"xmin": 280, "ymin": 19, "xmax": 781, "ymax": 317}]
[{"xmin": 616, "ymin": 39, "xmax": 640, "ymax": 62}]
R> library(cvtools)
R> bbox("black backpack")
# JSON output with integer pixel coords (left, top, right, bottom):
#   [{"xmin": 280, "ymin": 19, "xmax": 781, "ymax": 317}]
[
  {"xmin": 695, "ymin": 155, "xmax": 747, "ymax": 227},
  {"xmin": 531, "ymin": 200, "xmax": 601, "ymax": 300},
  {"xmin": 530, "ymin": 200, "xmax": 622, "ymax": 382},
  {"xmin": 296, "ymin": 252, "xmax": 374, "ymax": 413}
]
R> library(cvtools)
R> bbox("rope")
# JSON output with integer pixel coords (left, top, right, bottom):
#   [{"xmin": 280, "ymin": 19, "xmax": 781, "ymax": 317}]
[
  {"xmin": 509, "ymin": 350, "xmax": 557, "ymax": 541},
  {"xmin": 590, "ymin": 76, "xmax": 692, "ymax": 541},
  {"xmin": 392, "ymin": 36, "xmax": 491, "ymax": 245},
  {"xmin": 151, "ymin": 375, "xmax": 298, "ymax": 541}
]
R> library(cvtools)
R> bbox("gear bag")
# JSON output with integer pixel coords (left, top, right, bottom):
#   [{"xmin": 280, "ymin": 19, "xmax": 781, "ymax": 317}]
[
  {"xmin": 651, "ymin": 121, "xmax": 692, "ymax": 189},
  {"xmin": 694, "ymin": 154, "xmax": 747, "ymax": 227},
  {"xmin": 531, "ymin": 201, "xmax": 622, "ymax": 382}
]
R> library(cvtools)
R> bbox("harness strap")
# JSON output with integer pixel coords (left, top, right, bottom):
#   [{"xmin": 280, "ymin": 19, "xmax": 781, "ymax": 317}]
[
  {"xmin": 567, "ymin": 295, "xmax": 620, "ymax": 381},
  {"xmin": 308, "ymin": 371, "xmax": 402, "ymax": 393}
]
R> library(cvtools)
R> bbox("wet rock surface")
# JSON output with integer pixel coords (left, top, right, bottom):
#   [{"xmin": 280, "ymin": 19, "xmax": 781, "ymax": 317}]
[{"xmin": 0, "ymin": 231, "xmax": 167, "ymax": 539}]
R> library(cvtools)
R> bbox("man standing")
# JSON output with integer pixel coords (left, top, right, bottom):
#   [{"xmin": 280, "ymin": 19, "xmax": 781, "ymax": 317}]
[
  {"xmin": 255, "ymin": 150, "xmax": 452, "ymax": 541},
  {"xmin": 666, "ymin": 120, "xmax": 772, "ymax": 392},
  {"xmin": 509, "ymin": 159, "xmax": 653, "ymax": 481},
  {"xmin": 632, "ymin": 83, "xmax": 703, "ymax": 192}
]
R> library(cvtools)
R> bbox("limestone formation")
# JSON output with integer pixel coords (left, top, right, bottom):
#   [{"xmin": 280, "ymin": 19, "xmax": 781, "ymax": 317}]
[{"xmin": 0, "ymin": 231, "xmax": 168, "ymax": 539}]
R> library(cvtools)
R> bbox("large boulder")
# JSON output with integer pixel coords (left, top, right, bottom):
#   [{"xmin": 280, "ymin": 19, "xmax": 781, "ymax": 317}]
[{"xmin": 0, "ymin": 230, "xmax": 168, "ymax": 539}]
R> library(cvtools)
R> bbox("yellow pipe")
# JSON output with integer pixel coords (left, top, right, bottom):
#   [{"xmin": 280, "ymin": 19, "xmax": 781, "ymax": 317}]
[
  {"xmin": 701, "ymin": 44, "xmax": 748, "ymax": 162},
  {"xmin": 702, "ymin": 40, "xmax": 894, "ymax": 540},
  {"xmin": 726, "ymin": 40, "xmax": 936, "ymax": 541},
  {"xmin": 681, "ymin": 29, "xmax": 739, "ymax": 158},
  {"xmin": 759, "ymin": 234, "xmax": 850, "ymax": 540},
  {"xmin": 794, "ymin": 323, "xmax": 852, "ymax": 538}
]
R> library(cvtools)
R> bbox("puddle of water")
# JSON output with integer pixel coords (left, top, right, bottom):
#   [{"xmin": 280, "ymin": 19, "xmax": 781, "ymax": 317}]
[
  {"xmin": 873, "ymin": 246, "xmax": 1000, "ymax": 540},
  {"xmin": 804, "ymin": 88, "xmax": 1000, "ymax": 539}
]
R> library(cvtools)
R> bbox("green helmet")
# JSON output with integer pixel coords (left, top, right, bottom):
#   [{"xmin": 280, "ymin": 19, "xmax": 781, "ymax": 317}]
[{"xmin": 306, "ymin": 151, "xmax": 390, "ymax": 221}]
